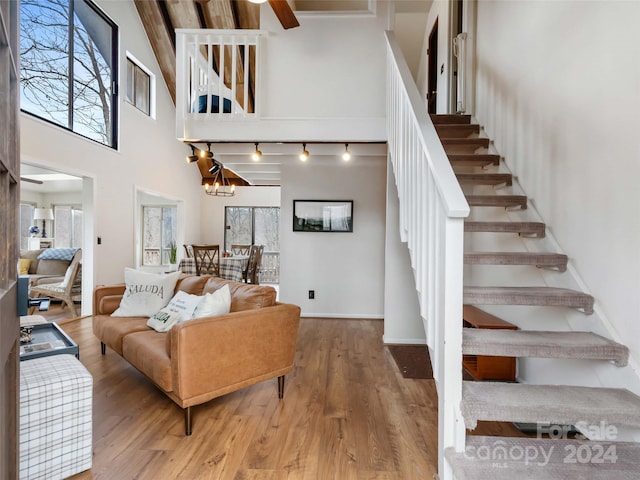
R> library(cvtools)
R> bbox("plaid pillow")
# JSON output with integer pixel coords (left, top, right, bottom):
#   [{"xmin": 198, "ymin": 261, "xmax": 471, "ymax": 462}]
[{"xmin": 37, "ymin": 248, "xmax": 79, "ymax": 261}]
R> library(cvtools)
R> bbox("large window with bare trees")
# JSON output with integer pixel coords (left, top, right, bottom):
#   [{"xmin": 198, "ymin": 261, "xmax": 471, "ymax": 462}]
[{"xmin": 20, "ymin": 0, "xmax": 118, "ymax": 148}]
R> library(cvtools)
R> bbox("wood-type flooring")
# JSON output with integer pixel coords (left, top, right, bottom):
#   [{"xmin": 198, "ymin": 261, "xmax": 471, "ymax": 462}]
[{"xmin": 60, "ymin": 317, "xmax": 440, "ymax": 479}]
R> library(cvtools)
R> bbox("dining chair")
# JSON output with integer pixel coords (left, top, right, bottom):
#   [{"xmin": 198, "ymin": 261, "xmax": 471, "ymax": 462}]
[
  {"xmin": 183, "ymin": 244, "xmax": 193, "ymax": 258},
  {"xmin": 191, "ymin": 245, "xmax": 220, "ymax": 276},
  {"xmin": 230, "ymin": 244, "xmax": 251, "ymax": 256},
  {"xmin": 245, "ymin": 245, "xmax": 264, "ymax": 284}
]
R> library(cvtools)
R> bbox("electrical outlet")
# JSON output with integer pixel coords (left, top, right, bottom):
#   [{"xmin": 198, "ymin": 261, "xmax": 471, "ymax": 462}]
[{"xmin": 308, "ymin": 290, "xmax": 315, "ymax": 299}]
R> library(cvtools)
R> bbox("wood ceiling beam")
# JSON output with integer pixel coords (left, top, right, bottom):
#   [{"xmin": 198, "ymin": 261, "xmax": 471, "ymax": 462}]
[{"xmin": 134, "ymin": 0, "xmax": 177, "ymax": 103}]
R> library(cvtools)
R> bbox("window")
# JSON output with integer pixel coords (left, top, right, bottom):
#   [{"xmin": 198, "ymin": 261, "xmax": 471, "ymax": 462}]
[
  {"xmin": 19, "ymin": 203, "xmax": 37, "ymax": 250},
  {"xmin": 53, "ymin": 205, "xmax": 83, "ymax": 248},
  {"xmin": 142, "ymin": 206, "xmax": 177, "ymax": 266},
  {"xmin": 126, "ymin": 56, "xmax": 153, "ymax": 116},
  {"xmin": 225, "ymin": 207, "xmax": 280, "ymax": 283},
  {"xmin": 20, "ymin": 0, "xmax": 118, "ymax": 148}
]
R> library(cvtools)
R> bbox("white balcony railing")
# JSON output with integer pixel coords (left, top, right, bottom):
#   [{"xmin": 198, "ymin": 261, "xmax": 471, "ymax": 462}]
[
  {"xmin": 176, "ymin": 29, "xmax": 263, "ymax": 139},
  {"xmin": 385, "ymin": 31, "xmax": 469, "ymax": 480}
]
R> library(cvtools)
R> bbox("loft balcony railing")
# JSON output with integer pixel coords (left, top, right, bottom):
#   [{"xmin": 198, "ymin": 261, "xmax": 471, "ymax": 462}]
[
  {"xmin": 385, "ymin": 31, "xmax": 470, "ymax": 480},
  {"xmin": 176, "ymin": 29, "xmax": 263, "ymax": 139}
]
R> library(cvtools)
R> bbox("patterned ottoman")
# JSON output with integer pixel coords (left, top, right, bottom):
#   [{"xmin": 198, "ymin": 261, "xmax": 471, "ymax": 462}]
[{"xmin": 20, "ymin": 354, "xmax": 92, "ymax": 480}]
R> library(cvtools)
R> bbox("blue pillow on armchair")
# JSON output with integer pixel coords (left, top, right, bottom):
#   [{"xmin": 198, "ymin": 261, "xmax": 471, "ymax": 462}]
[{"xmin": 37, "ymin": 248, "xmax": 79, "ymax": 262}]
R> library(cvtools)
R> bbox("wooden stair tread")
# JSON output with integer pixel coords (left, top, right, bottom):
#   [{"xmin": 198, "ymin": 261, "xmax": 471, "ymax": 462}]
[
  {"xmin": 430, "ymin": 113, "xmax": 471, "ymax": 124},
  {"xmin": 466, "ymin": 195, "xmax": 526, "ymax": 209},
  {"xmin": 464, "ymin": 251, "xmax": 567, "ymax": 270},
  {"xmin": 463, "ymin": 328, "xmax": 629, "ymax": 366},
  {"xmin": 463, "ymin": 286, "xmax": 594, "ymax": 313},
  {"xmin": 434, "ymin": 124, "xmax": 480, "ymax": 137},
  {"xmin": 465, "ymin": 221, "xmax": 546, "ymax": 238},
  {"xmin": 442, "ymin": 138, "xmax": 491, "ymax": 147},
  {"xmin": 446, "ymin": 436, "xmax": 640, "ymax": 479},
  {"xmin": 457, "ymin": 173, "xmax": 513, "ymax": 186},
  {"xmin": 461, "ymin": 381, "xmax": 640, "ymax": 429},
  {"xmin": 447, "ymin": 154, "xmax": 501, "ymax": 167}
]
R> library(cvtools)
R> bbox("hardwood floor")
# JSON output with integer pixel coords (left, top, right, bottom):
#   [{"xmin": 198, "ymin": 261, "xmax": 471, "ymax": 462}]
[{"xmin": 59, "ymin": 317, "xmax": 440, "ymax": 479}]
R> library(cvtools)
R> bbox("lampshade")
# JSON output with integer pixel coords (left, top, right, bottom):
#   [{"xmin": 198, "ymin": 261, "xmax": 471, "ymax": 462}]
[{"xmin": 33, "ymin": 208, "xmax": 54, "ymax": 221}]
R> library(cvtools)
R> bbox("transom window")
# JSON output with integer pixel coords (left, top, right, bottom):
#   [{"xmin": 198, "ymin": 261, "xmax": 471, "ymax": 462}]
[
  {"xmin": 20, "ymin": 0, "xmax": 118, "ymax": 148},
  {"xmin": 126, "ymin": 55, "xmax": 153, "ymax": 116}
]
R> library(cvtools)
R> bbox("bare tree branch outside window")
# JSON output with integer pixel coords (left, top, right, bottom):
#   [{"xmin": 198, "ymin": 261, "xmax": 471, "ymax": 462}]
[{"xmin": 20, "ymin": 0, "xmax": 117, "ymax": 147}]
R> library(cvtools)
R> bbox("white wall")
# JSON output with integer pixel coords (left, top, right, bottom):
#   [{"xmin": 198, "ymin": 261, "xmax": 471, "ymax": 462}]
[
  {"xmin": 20, "ymin": 0, "xmax": 203, "ymax": 293},
  {"xmin": 473, "ymin": 1, "xmax": 640, "ymax": 375},
  {"xmin": 279, "ymin": 156, "xmax": 387, "ymax": 317},
  {"xmin": 384, "ymin": 157, "xmax": 424, "ymax": 344}
]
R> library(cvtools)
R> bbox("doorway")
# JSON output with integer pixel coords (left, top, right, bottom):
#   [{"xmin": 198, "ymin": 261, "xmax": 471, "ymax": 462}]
[{"xmin": 427, "ymin": 20, "xmax": 439, "ymax": 114}]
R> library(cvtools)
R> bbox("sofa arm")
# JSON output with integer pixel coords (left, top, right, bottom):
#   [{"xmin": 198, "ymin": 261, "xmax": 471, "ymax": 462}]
[
  {"xmin": 169, "ymin": 302, "xmax": 301, "ymax": 406},
  {"xmin": 93, "ymin": 285, "xmax": 126, "ymax": 316}
]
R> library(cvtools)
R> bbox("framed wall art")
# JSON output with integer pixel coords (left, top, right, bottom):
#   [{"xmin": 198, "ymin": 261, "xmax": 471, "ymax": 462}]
[{"xmin": 292, "ymin": 200, "xmax": 353, "ymax": 232}]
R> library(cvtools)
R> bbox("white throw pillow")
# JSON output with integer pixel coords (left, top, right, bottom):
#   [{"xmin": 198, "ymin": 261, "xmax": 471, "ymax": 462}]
[
  {"xmin": 59, "ymin": 264, "xmax": 75, "ymax": 288},
  {"xmin": 164, "ymin": 290, "xmax": 203, "ymax": 321},
  {"xmin": 147, "ymin": 307, "xmax": 182, "ymax": 332},
  {"xmin": 112, "ymin": 268, "xmax": 181, "ymax": 317},
  {"xmin": 192, "ymin": 284, "xmax": 231, "ymax": 319}
]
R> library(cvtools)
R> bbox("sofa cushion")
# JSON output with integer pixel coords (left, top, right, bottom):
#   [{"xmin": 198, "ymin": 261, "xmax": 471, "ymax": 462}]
[
  {"xmin": 122, "ymin": 331, "xmax": 173, "ymax": 392},
  {"xmin": 202, "ymin": 277, "xmax": 276, "ymax": 312},
  {"xmin": 175, "ymin": 275, "xmax": 211, "ymax": 295},
  {"xmin": 35, "ymin": 259, "xmax": 71, "ymax": 276},
  {"xmin": 92, "ymin": 316, "xmax": 149, "ymax": 355},
  {"xmin": 113, "ymin": 269, "xmax": 181, "ymax": 317}
]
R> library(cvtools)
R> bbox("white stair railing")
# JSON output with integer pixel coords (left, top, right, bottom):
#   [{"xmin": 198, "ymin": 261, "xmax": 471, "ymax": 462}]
[
  {"xmin": 176, "ymin": 29, "xmax": 263, "ymax": 138},
  {"xmin": 385, "ymin": 31, "xmax": 470, "ymax": 480}
]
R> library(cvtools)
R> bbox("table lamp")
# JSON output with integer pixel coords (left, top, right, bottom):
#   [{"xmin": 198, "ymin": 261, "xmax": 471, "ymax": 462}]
[{"xmin": 33, "ymin": 208, "xmax": 54, "ymax": 238}]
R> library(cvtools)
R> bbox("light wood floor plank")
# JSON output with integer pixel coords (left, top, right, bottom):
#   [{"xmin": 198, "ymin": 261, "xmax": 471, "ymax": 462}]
[{"xmin": 59, "ymin": 317, "xmax": 439, "ymax": 479}]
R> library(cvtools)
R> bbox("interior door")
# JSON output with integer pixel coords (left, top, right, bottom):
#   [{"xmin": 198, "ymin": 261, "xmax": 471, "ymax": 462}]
[
  {"xmin": 1, "ymin": 1, "xmax": 21, "ymax": 478},
  {"xmin": 427, "ymin": 20, "xmax": 439, "ymax": 114}
]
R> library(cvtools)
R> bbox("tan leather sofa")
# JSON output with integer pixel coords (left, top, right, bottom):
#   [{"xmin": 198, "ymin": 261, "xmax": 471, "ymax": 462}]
[{"xmin": 92, "ymin": 274, "xmax": 301, "ymax": 435}]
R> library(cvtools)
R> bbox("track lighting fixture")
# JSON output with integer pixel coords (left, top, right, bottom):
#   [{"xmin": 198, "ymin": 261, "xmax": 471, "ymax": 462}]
[
  {"xmin": 342, "ymin": 143, "xmax": 351, "ymax": 161},
  {"xmin": 299, "ymin": 143, "xmax": 309, "ymax": 162},
  {"xmin": 251, "ymin": 143, "xmax": 262, "ymax": 161},
  {"xmin": 186, "ymin": 145, "xmax": 198, "ymax": 163},
  {"xmin": 200, "ymin": 142, "xmax": 213, "ymax": 159}
]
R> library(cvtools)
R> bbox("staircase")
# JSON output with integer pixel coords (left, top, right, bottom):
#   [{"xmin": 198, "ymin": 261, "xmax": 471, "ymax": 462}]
[{"xmin": 432, "ymin": 114, "xmax": 640, "ymax": 479}]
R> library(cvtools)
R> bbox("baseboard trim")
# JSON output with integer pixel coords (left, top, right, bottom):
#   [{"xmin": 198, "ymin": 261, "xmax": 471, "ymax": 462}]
[
  {"xmin": 300, "ymin": 313, "xmax": 384, "ymax": 320},
  {"xmin": 382, "ymin": 336, "xmax": 427, "ymax": 345}
]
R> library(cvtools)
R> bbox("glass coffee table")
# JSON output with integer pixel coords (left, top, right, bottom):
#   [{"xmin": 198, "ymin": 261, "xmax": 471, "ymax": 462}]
[{"xmin": 19, "ymin": 322, "xmax": 79, "ymax": 361}]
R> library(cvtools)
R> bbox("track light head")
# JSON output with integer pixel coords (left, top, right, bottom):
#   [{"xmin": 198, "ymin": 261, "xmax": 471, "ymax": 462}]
[
  {"xmin": 186, "ymin": 145, "xmax": 198, "ymax": 163},
  {"xmin": 208, "ymin": 160, "xmax": 222, "ymax": 175},
  {"xmin": 252, "ymin": 142, "xmax": 262, "ymax": 161},
  {"xmin": 299, "ymin": 143, "xmax": 309, "ymax": 162},
  {"xmin": 342, "ymin": 143, "xmax": 351, "ymax": 161},
  {"xmin": 200, "ymin": 142, "xmax": 213, "ymax": 159}
]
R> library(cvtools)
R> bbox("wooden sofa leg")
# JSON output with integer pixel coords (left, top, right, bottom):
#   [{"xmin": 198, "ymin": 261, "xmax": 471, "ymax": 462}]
[
  {"xmin": 185, "ymin": 407, "xmax": 192, "ymax": 436},
  {"xmin": 278, "ymin": 375, "xmax": 285, "ymax": 399},
  {"xmin": 100, "ymin": 342, "xmax": 106, "ymax": 355}
]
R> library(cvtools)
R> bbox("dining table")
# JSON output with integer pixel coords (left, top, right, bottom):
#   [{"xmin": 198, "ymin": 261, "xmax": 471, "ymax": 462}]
[{"xmin": 178, "ymin": 255, "xmax": 249, "ymax": 282}]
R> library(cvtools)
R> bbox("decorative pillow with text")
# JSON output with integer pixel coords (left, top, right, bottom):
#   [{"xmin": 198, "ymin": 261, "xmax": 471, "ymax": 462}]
[
  {"xmin": 147, "ymin": 307, "xmax": 182, "ymax": 332},
  {"xmin": 112, "ymin": 268, "xmax": 181, "ymax": 317},
  {"xmin": 164, "ymin": 290, "xmax": 203, "ymax": 321}
]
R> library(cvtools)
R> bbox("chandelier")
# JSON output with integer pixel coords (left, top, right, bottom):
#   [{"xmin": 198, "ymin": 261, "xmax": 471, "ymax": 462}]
[{"xmin": 204, "ymin": 159, "xmax": 236, "ymax": 197}]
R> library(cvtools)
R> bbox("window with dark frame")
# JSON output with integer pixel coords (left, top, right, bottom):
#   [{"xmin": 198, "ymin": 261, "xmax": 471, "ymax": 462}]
[
  {"xmin": 126, "ymin": 57, "xmax": 151, "ymax": 115},
  {"xmin": 19, "ymin": 0, "xmax": 119, "ymax": 148}
]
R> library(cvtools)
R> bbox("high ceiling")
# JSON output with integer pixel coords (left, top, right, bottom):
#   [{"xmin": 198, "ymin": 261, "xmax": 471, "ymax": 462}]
[{"xmin": 20, "ymin": 2, "xmax": 428, "ymax": 192}]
